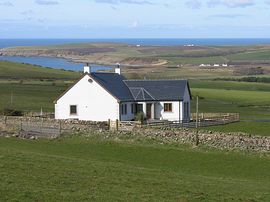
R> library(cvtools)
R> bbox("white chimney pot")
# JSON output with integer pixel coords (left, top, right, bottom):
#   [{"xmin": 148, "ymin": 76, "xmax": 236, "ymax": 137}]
[
  {"xmin": 84, "ymin": 65, "xmax": 90, "ymax": 73},
  {"xmin": 115, "ymin": 63, "xmax": 121, "ymax": 75}
]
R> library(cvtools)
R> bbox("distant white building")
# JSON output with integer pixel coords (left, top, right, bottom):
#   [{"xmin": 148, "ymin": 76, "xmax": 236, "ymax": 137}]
[{"xmin": 54, "ymin": 65, "xmax": 191, "ymax": 122}]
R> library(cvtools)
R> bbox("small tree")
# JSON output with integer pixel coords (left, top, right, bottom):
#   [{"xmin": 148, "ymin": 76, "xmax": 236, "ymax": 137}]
[{"xmin": 135, "ymin": 112, "xmax": 145, "ymax": 124}]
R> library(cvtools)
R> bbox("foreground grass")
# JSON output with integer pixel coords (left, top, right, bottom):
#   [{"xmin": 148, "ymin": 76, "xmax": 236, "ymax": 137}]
[{"xmin": 0, "ymin": 135, "xmax": 269, "ymax": 201}]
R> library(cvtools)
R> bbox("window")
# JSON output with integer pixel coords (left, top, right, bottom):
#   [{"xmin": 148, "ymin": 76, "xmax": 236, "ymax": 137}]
[
  {"xmin": 131, "ymin": 104, "xmax": 135, "ymax": 114},
  {"xmin": 121, "ymin": 104, "xmax": 127, "ymax": 115},
  {"xmin": 70, "ymin": 105, "xmax": 77, "ymax": 115},
  {"xmin": 135, "ymin": 104, "xmax": 143, "ymax": 114},
  {"xmin": 164, "ymin": 103, "xmax": 172, "ymax": 112},
  {"xmin": 184, "ymin": 102, "xmax": 189, "ymax": 119}
]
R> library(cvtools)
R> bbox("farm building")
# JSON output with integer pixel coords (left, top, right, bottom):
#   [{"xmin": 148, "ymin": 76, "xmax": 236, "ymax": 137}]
[{"xmin": 54, "ymin": 66, "xmax": 191, "ymax": 122}]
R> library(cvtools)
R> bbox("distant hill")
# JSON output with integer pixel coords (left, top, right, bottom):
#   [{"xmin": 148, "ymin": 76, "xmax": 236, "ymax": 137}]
[{"xmin": 0, "ymin": 61, "xmax": 80, "ymax": 80}]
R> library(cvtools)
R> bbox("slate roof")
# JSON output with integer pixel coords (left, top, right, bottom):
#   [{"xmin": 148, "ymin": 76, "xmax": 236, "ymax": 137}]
[
  {"xmin": 125, "ymin": 80, "xmax": 189, "ymax": 101},
  {"xmin": 90, "ymin": 72, "xmax": 190, "ymax": 102},
  {"xmin": 129, "ymin": 87, "xmax": 156, "ymax": 101},
  {"xmin": 90, "ymin": 72, "xmax": 134, "ymax": 101}
]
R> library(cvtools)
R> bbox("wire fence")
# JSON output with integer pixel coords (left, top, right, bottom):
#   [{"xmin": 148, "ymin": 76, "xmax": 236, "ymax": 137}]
[{"xmin": 147, "ymin": 113, "xmax": 240, "ymax": 128}]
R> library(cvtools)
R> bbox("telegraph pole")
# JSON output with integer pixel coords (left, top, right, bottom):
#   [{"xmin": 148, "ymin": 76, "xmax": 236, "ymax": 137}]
[{"xmin": 195, "ymin": 96, "xmax": 199, "ymax": 146}]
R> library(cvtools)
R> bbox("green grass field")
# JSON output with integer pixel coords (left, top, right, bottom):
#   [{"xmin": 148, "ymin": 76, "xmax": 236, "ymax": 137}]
[
  {"xmin": 189, "ymin": 80, "xmax": 270, "ymax": 136},
  {"xmin": 0, "ymin": 61, "xmax": 270, "ymax": 136},
  {"xmin": 1, "ymin": 50, "xmax": 270, "ymax": 201},
  {"xmin": 0, "ymin": 135, "xmax": 269, "ymax": 202},
  {"xmin": 228, "ymin": 50, "xmax": 270, "ymax": 61},
  {"xmin": 204, "ymin": 122, "xmax": 270, "ymax": 136},
  {"xmin": 0, "ymin": 81, "xmax": 67, "ymax": 111},
  {"xmin": 0, "ymin": 61, "xmax": 80, "ymax": 79},
  {"xmin": 4, "ymin": 43, "xmax": 270, "ymax": 65}
]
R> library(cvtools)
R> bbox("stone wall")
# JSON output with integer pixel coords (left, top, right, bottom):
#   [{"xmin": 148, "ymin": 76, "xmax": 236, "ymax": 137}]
[
  {"xmin": 130, "ymin": 127, "xmax": 270, "ymax": 152},
  {"xmin": 0, "ymin": 116, "xmax": 269, "ymax": 153},
  {"xmin": 0, "ymin": 116, "xmax": 109, "ymax": 138}
]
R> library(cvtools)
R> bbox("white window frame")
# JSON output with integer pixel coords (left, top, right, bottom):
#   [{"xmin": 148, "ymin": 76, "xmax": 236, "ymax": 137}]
[
  {"xmin": 70, "ymin": 105, "xmax": 78, "ymax": 115},
  {"xmin": 164, "ymin": 103, "xmax": 173, "ymax": 113}
]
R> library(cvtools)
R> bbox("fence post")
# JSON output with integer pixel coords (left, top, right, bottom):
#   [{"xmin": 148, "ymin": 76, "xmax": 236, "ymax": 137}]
[
  {"xmin": 116, "ymin": 119, "xmax": 119, "ymax": 131},
  {"xmin": 41, "ymin": 117, "xmax": 43, "ymax": 134},
  {"xmin": 108, "ymin": 119, "xmax": 111, "ymax": 130},
  {"xmin": 59, "ymin": 120, "xmax": 62, "ymax": 135},
  {"xmin": 20, "ymin": 119, "xmax": 22, "ymax": 132},
  {"xmin": 195, "ymin": 96, "xmax": 199, "ymax": 146},
  {"xmin": 4, "ymin": 116, "xmax": 7, "ymax": 126}
]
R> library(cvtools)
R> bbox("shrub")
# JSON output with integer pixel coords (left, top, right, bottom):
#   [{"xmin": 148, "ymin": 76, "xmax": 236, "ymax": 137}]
[
  {"xmin": 135, "ymin": 112, "xmax": 145, "ymax": 124},
  {"xmin": 2, "ymin": 108, "xmax": 24, "ymax": 116}
]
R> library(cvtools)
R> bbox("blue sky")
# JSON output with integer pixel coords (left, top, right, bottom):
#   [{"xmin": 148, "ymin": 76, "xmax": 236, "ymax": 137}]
[{"xmin": 0, "ymin": 0, "xmax": 270, "ymax": 38}]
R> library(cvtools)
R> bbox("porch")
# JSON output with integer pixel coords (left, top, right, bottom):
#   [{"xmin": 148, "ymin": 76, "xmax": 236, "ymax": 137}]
[
  {"xmin": 120, "ymin": 101, "xmax": 186, "ymax": 122},
  {"xmin": 134, "ymin": 102, "xmax": 161, "ymax": 120}
]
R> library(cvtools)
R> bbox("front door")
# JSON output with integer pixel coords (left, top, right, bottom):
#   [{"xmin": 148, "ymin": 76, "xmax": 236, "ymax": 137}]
[{"xmin": 146, "ymin": 103, "xmax": 152, "ymax": 119}]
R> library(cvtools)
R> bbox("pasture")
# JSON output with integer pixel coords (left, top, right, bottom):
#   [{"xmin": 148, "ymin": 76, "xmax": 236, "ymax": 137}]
[
  {"xmin": 0, "ymin": 61, "xmax": 270, "ymax": 136},
  {"xmin": 0, "ymin": 135, "xmax": 269, "ymax": 202},
  {"xmin": 189, "ymin": 80, "xmax": 270, "ymax": 136},
  {"xmin": 0, "ymin": 61, "xmax": 80, "ymax": 79},
  {"xmin": 4, "ymin": 43, "xmax": 270, "ymax": 66}
]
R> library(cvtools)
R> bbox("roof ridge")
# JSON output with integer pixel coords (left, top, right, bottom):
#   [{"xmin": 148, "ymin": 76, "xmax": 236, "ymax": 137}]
[
  {"xmin": 91, "ymin": 72, "xmax": 116, "ymax": 75},
  {"xmin": 124, "ymin": 79, "xmax": 188, "ymax": 81}
]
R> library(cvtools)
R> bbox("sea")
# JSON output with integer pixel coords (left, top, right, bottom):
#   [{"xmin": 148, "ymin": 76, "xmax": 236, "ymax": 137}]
[{"xmin": 1, "ymin": 38, "xmax": 270, "ymax": 71}]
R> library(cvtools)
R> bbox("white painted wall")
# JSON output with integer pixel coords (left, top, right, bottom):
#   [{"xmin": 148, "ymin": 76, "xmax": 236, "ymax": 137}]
[
  {"xmin": 55, "ymin": 74, "xmax": 119, "ymax": 121},
  {"xmin": 55, "ymin": 74, "xmax": 191, "ymax": 122},
  {"xmin": 159, "ymin": 101, "xmax": 180, "ymax": 122},
  {"xmin": 120, "ymin": 102, "xmax": 135, "ymax": 121},
  {"xmin": 154, "ymin": 86, "xmax": 191, "ymax": 122},
  {"xmin": 183, "ymin": 85, "xmax": 191, "ymax": 121}
]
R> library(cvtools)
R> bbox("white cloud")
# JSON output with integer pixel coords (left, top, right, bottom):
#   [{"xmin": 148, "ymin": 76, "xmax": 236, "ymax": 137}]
[
  {"xmin": 95, "ymin": 0, "xmax": 154, "ymax": 5},
  {"xmin": 185, "ymin": 0, "xmax": 202, "ymax": 9},
  {"xmin": 207, "ymin": 0, "xmax": 254, "ymax": 8},
  {"xmin": 0, "ymin": 1, "xmax": 13, "ymax": 7},
  {"xmin": 35, "ymin": 0, "xmax": 59, "ymax": 5},
  {"xmin": 209, "ymin": 14, "xmax": 248, "ymax": 18},
  {"xmin": 131, "ymin": 20, "xmax": 139, "ymax": 28}
]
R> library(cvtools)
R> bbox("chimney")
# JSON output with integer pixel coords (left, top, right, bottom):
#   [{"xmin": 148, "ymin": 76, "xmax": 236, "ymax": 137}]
[
  {"xmin": 115, "ymin": 63, "xmax": 121, "ymax": 75},
  {"xmin": 84, "ymin": 63, "xmax": 91, "ymax": 73}
]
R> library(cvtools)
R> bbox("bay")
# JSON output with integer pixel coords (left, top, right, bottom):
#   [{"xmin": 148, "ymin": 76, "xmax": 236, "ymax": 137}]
[
  {"xmin": 0, "ymin": 56, "xmax": 112, "ymax": 72},
  {"xmin": 1, "ymin": 38, "xmax": 270, "ymax": 71}
]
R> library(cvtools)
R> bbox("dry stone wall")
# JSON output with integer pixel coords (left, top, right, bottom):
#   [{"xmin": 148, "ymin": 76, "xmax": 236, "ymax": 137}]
[
  {"xmin": 131, "ymin": 127, "xmax": 270, "ymax": 152},
  {"xmin": 0, "ymin": 116, "xmax": 108, "ymax": 138},
  {"xmin": 0, "ymin": 116, "xmax": 269, "ymax": 153}
]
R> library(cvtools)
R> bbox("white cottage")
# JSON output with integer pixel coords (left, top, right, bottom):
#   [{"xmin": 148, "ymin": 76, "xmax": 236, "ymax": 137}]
[{"xmin": 54, "ymin": 66, "xmax": 191, "ymax": 122}]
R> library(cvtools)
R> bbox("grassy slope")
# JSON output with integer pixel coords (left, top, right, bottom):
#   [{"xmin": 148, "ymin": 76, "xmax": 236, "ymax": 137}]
[
  {"xmin": 203, "ymin": 122, "xmax": 270, "ymax": 136},
  {"xmin": 190, "ymin": 80, "xmax": 270, "ymax": 118},
  {"xmin": 228, "ymin": 50, "xmax": 270, "ymax": 61},
  {"xmin": 0, "ymin": 61, "xmax": 79, "ymax": 111},
  {"xmin": 190, "ymin": 80, "xmax": 270, "ymax": 136},
  {"xmin": 0, "ymin": 82, "xmax": 67, "ymax": 111},
  {"xmin": 0, "ymin": 60, "xmax": 269, "ymax": 135},
  {"xmin": 4, "ymin": 44, "xmax": 270, "ymax": 65},
  {"xmin": 0, "ymin": 136, "xmax": 269, "ymax": 202},
  {"xmin": 0, "ymin": 61, "xmax": 80, "ymax": 79}
]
